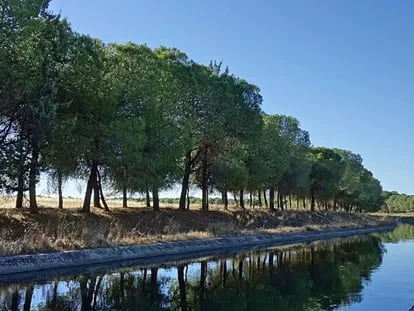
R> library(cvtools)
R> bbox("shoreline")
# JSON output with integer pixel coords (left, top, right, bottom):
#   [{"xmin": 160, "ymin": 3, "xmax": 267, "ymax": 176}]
[
  {"xmin": 0, "ymin": 224, "xmax": 396, "ymax": 284},
  {"xmin": 0, "ymin": 207, "xmax": 394, "ymax": 256}
]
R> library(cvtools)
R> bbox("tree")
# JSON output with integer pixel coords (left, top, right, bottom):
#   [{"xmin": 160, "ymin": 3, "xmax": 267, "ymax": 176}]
[
  {"xmin": 178, "ymin": 64, "xmax": 263, "ymax": 211},
  {"xmin": 0, "ymin": 1, "xmax": 386, "ymax": 216},
  {"xmin": 308, "ymin": 147, "xmax": 345, "ymax": 211},
  {"xmin": 106, "ymin": 44, "xmax": 185, "ymax": 211},
  {"xmin": 211, "ymin": 142, "xmax": 249, "ymax": 208},
  {"xmin": 177, "ymin": 62, "xmax": 231, "ymax": 212},
  {"xmin": 356, "ymin": 169, "xmax": 383, "ymax": 212},
  {"xmin": 65, "ymin": 36, "xmax": 117, "ymax": 213},
  {"xmin": 0, "ymin": 0, "xmax": 77, "ymax": 213},
  {"xmin": 274, "ymin": 115, "xmax": 311, "ymax": 210},
  {"xmin": 255, "ymin": 115, "xmax": 297, "ymax": 210}
]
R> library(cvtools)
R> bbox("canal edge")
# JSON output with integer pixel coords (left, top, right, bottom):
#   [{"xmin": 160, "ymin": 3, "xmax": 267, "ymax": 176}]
[{"xmin": 0, "ymin": 224, "xmax": 396, "ymax": 277}]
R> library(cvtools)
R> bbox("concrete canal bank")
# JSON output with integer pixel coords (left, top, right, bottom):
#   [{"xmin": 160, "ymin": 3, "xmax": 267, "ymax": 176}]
[{"xmin": 0, "ymin": 224, "xmax": 395, "ymax": 279}]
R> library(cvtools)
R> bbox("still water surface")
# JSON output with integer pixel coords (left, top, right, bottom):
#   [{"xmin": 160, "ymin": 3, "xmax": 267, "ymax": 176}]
[{"xmin": 1, "ymin": 225, "xmax": 414, "ymax": 310}]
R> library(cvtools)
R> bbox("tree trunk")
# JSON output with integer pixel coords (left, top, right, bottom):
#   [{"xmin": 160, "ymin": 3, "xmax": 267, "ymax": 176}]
[
  {"xmin": 249, "ymin": 191, "xmax": 253, "ymax": 208},
  {"xmin": 186, "ymin": 188, "xmax": 190, "ymax": 210},
  {"xmin": 92, "ymin": 163, "xmax": 101, "ymax": 209},
  {"xmin": 97, "ymin": 169, "xmax": 109, "ymax": 211},
  {"xmin": 122, "ymin": 184, "xmax": 127, "ymax": 208},
  {"xmin": 93, "ymin": 277, "xmax": 103, "ymax": 310},
  {"xmin": 23, "ymin": 285, "xmax": 34, "ymax": 311},
  {"xmin": 146, "ymin": 184, "xmax": 151, "ymax": 208},
  {"xmin": 303, "ymin": 197, "xmax": 306, "ymax": 209},
  {"xmin": 269, "ymin": 253, "xmax": 274, "ymax": 284},
  {"xmin": 150, "ymin": 267, "xmax": 158, "ymax": 301},
  {"xmin": 201, "ymin": 147, "xmax": 209, "ymax": 212},
  {"xmin": 11, "ymin": 290, "xmax": 19, "ymax": 311},
  {"xmin": 119, "ymin": 273, "xmax": 125, "ymax": 306},
  {"xmin": 279, "ymin": 192, "xmax": 284, "ymax": 210},
  {"xmin": 249, "ymin": 255, "xmax": 253, "ymax": 278},
  {"xmin": 57, "ymin": 171, "xmax": 63, "ymax": 209},
  {"xmin": 15, "ymin": 171, "xmax": 24, "ymax": 209},
  {"xmin": 177, "ymin": 265, "xmax": 188, "ymax": 311},
  {"xmin": 29, "ymin": 146, "xmax": 39, "ymax": 214},
  {"xmin": 51, "ymin": 282, "xmax": 58, "ymax": 310},
  {"xmin": 222, "ymin": 191, "xmax": 228, "ymax": 209},
  {"xmin": 199, "ymin": 261, "xmax": 207, "ymax": 310},
  {"xmin": 239, "ymin": 189, "xmax": 245, "ymax": 209},
  {"xmin": 141, "ymin": 269, "xmax": 147, "ymax": 292},
  {"xmin": 238, "ymin": 259, "xmax": 244, "ymax": 281},
  {"xmin": 310, "ymin": 191, "xmax": 315, "ymax": 212},
  {"xmin": 179, "ymin": 151, "xmax": 191, "ymax": 210},
  {"xmin": 151, "ymin": 267, "xmax": 158, "ymax": 286},
  {"xmin": 221, "ymin": 259, "xmax": 227, "ymax": 288},
  {"xmin": 15, "ymin": 142, "xmax": 25, "ymax": 209},
  {"xmin": 289, "ymin": 195, "xmax": 292, "ymax": 209},
  {"xmin": 202, "ymin": 186, "xmax": 209, "ymax": 212},
  {"xmin": 233, "ymin": 192, "xmax": 239, "ymax": 207},
  {"xmin": 122, "ymin": 167, "xmax": 127, "ymax": 208},
  {"xmin": 263, "ymin": 189, "xmax": 268, "ymax": 208},
  {"xmin": 80, "ymin": 276, "xmax": 93, "ymax": 311},
  {"xmin": 276, "ymin": 190, "xmax": 280, "ymax": 209},
  {"xmin": 152, "ymin": 185, "xmax": 159, "ymax": 211},
  {"xmin": 269, "ymin": 187, "xmax": 275, "ymax": 211},
  {"xmin": 82, "ymin": 163, "xmax": 97, "ymax": 213},
  {"xmin": 258, "ymin": 190, "xmax": 262, "ymax": 207}
]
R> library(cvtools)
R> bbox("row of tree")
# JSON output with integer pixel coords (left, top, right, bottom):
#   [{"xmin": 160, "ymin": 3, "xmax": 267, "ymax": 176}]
[
  {"xmin": 383, "ymin": 192, "xmax": 414, "ymax": 213},
  {"xmin": 0, "ymin": 0, "xmax": 384, "ymax": 214}
]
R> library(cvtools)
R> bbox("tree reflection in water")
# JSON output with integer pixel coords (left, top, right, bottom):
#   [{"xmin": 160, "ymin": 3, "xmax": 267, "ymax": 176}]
[{"xmin": 0, "ymin": 235, "xmax": 385, "ymax": 311}]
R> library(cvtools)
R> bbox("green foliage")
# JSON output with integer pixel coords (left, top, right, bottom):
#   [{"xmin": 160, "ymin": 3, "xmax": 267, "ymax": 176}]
[
  {"xmin": 0, "ymin": 1, "xmax": 386, "ymax": 214},
  {"xmin": 375, "ymin": 224, "xmax": 414, "ymax": 242},
  {"xmin": 309, "ymin": 147, "xmax": 345, "ymax": 200},
  {"xmin": 385, "ymin": 193, "xmax": 414, "ymax": 212}
]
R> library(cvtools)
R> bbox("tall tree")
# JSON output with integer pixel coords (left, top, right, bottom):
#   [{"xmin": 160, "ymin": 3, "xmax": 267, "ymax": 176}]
[
  {"xmin": 64, "ymin": 36, "xmax": 117, "ymax": 213},
  {"xmin": 308, "ymin": 147, "xmax": 345, "ymax": 211},
  {"xmin": 1, "ymin": 0, "xmax": 77, "ymax": 213}
]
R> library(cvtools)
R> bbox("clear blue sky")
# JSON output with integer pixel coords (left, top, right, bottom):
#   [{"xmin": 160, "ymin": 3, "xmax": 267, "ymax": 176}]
[{"xmin": 49, "ymin": 0, "xmax": 414, "ymax": 194}]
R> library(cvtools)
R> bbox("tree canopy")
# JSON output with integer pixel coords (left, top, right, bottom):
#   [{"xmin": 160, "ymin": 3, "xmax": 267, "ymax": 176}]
[{"xmin": 0, "ymin": 1, "xmax": 386, "ymax": 214}]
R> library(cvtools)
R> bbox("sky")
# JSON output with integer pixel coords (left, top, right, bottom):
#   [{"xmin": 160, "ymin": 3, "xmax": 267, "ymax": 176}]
[{"xmin": 46, "ymin": 0, "xmax": 414, "ymax": 195}]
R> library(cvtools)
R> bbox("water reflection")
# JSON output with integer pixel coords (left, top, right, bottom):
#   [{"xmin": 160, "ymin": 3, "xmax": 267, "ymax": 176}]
[
  {"xmin": 0, "ymin": 234, "xmax": 390, "ymax": 311},
  {"xmin": 374, "ymin": 223, "xmax": 414, "ymax": 243}
]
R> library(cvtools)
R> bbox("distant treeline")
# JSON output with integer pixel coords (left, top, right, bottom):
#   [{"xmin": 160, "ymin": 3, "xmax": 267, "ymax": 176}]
[
  {"xmin": 1, "ymin": 1, "xmax": 385, "ymax": 214},
  {"xmin": 384, "ymin": 192, "xmax": 414, "ymax": 213}
]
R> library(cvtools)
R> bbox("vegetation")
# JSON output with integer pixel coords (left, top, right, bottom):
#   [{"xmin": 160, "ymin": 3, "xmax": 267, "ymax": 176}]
[
  {"xmin": 374, "ymin": 224, "xmax": 414, "ymax": 243},
  {"xmin": 383, "ymin": 192, "xmax": 414, "ymax": 213},
  {"xmin": 1, "ymin": 0, "xmax": 386, "ymax": 220},
  {"xmin": 0, "ymin": 204, "xmax": 389, "ymax": 256}
]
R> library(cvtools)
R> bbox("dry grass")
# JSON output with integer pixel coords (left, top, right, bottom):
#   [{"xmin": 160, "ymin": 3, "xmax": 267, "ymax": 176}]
[
  {"xmin": 373, "ymin": 212, "xmax": 414, "ymax": 218},
  {"xmin": 0, "ymin": 196, "xmax": 394, "ymax": 256}
]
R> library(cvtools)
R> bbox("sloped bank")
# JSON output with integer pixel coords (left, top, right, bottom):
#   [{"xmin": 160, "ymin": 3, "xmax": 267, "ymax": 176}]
[
  {"xmin": 0, "ymin": 224, "xmax": 395, "ymax": 279},
  {"xmin": 0, "ymin": 208, "xmax": 392, "ymax": 256}
]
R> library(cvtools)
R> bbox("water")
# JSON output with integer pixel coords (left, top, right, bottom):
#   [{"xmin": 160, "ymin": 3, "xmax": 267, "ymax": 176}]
[{"xmin": 1, "ymin": 225, "xmax": 414, "ymax": 310}]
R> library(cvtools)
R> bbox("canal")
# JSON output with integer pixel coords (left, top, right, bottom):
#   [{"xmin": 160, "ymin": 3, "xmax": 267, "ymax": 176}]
[{"xmin": 1, "ymin": 224, "xmax": 414, "ymax": 310}]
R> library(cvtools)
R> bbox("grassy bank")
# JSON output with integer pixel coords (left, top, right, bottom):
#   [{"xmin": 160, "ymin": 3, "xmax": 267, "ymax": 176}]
[{"xmin": 0, "ymin": 197, "xmax": 394, "ymax": 256}]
